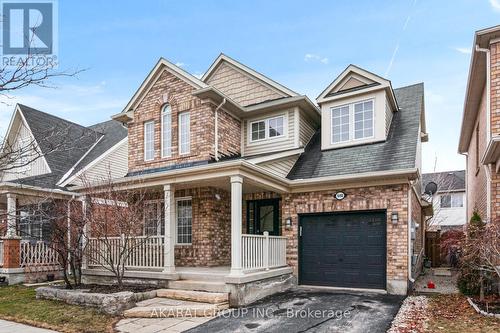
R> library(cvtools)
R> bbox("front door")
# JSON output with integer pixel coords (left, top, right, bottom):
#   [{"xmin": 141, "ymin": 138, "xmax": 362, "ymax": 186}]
[{"xmin": 246, "ymin": 199, "xmax": 280, "ymax": 236}]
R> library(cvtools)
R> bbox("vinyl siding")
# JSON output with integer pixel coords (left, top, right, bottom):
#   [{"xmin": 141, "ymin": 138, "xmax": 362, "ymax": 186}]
[
  {"xmin": 69, "ymin": 140, "xmax": 128, "ymax": 186},
  {"xmin": 243, "ymin": 108, "xmax": 296, "ymax": 156},
  {"xmin": 299, "ymin": 110, "xmax": 317, "ymax": 147},
  {"xmin": 1, "ymin": 123, "xmax": 50, "ymax": 181},
  {"xmin": 206, "ymin": 61, "xmax": 285, "ymax": 106},
  {"xmin": 258, "ymin": 155, "xmax": 299, "ymax": 178},
  {"xmin": 386, "ymin": 96, "xmax": 393, "ymax": 136}
]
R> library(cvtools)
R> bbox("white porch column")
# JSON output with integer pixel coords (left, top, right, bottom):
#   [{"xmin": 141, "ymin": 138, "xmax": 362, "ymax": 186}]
[
  {"xmin": 163, "ymin": 184, "xmax": 176, "ymax": 274},
  {"xmin": 229, "ymin": 175, "xmax": 243, "ymax": 277},
  {"xmin": 6, "ymin": 193, "xmax": 17, "ymax": 238},
  {"xmin": 80, "ymin": 196, "xmax": 88, "ymax": 269}
]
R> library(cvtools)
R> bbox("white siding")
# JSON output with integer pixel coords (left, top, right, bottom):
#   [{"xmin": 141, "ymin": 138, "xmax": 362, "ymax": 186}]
[
  {"xmin": 243, "ymin": 109, "xmax": 295, "ymax": 156},
  {"xmin": 429, "ymin": 192, "xmax": 467, "ymax": 229},
  {"xmin": 258, "ymin": 155, "xmax": 299, "ymax": 178},
  {"xmin": 69, "ymin": 140, "xmax": 128, "ymax": 186},
  {"xmin": 1, "ymin": 123, "xmax": 50, "ymax": 181},
  {"xmin": 385, "ymin": 95, "xmax": 393, "ymax": 135},
  {"xmin": 299, "ymin": 110, "xmax": 317, "ymax": 147}
]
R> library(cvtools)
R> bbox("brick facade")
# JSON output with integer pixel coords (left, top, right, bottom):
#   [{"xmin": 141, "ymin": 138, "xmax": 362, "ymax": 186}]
[
  {"xmin": 127, "ymin": 69, "xmax": 241, "ymax": 173},
  {"xmin": 281, "ymin": 184, "xmax": 410, "ymax": 284},
  {"xmin": 490, "ymin": 41, "xmax": 500, "ymax": 223}
]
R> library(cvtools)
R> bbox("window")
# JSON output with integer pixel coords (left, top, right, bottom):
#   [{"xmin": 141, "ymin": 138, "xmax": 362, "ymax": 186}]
[
  {"xmin": 179, "ymin": 112, "xmax": 190, "ymax": 154},
  {"xmin": 144, "ymin": 201, "xmax": 165, "ymax": 236},
  {"xmin": 176, "ymin": 198, "xmax": 192, "ymax": 244},
  {"xmin": 18, "ymin": 204, "xmax": 53, "ymax": 241},
  {"xmin": 331, "ymin": 99, "xmax": 374, "ymax": 144},
  {"xmin": 354, "ymin": 100, "xmax": 374, "ymax": 139},
  {"xmin": 161, "ymin": 105, "xmax": 172, "ymax": 157},
  {"xmin": 249, "ymin": 115, "xmax": 285, "ymax": 142},
  {"xmin": 440, "ymin": 193, "xmax": 464, "ymax": 208},
  {"xmin": 332, "ymin": 106, "xmax": 350, "ymax": 143},
  {"xmin": 144, "ymin": 121, "xmax": 155, "ymax": 161}
]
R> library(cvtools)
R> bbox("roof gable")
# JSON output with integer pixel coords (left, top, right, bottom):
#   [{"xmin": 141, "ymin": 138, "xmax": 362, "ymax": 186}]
[
  {"xmin": 114, "ymin": 58, "xmax": 208, "ymax": 121},
  {"xmin": 317, "ymin": 65, "xmax": 397, "ymax": 109},
  {"xmin": 202, "ymin": 54, "xmax": 298, "ymax": 102}
]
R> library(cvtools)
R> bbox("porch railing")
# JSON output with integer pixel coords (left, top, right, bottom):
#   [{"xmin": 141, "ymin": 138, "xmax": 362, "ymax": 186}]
[
  {"xmin": 86, "ymin": 235, "xmax": 164, "ymax": 270},
  {"xmin": 242, "ymin": 232, "xmax": 287, "ymax": 272},
  {"xmin": 20, "ymin": 241, "xmax": 59, "ymax": 267},
  {"xmin": 0, "ymin": 240, "xmax": 3, "ymax": 266}
]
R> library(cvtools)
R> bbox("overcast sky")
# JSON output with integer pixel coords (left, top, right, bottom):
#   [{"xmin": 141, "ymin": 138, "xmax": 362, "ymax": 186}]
[{"xmin": 1, "ymin": 0, "xmax": 500, "ymax": 173}]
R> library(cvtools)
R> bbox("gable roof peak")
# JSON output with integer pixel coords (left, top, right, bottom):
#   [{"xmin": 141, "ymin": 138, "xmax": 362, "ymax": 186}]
[{"xmin": 202, "ymin": 53, "xmax": 299, "ymax": 97}]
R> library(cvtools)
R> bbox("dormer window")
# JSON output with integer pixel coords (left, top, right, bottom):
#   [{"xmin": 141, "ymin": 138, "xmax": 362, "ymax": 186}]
[
  {"xmin": 331, "ymin": 99, "xmax": 374, "ymax": 144},
  {"xmin": 250, "ymin": 115, "xmax": 285, "ymax": 142}
]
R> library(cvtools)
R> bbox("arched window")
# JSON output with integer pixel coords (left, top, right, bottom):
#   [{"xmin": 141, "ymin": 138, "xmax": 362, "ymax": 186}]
[{"xmin": 161, "ymin": 104, "xmax": 172, "ymax": 157}]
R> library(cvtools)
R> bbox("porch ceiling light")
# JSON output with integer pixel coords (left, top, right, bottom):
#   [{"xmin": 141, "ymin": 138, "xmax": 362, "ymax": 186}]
[{"xmin": 391, "ymin": 212, "xmax": 399, "ymax": 224}]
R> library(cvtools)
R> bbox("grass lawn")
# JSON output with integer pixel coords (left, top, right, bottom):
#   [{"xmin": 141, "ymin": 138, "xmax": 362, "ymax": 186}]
[
  {"xmin": 0, "ymin": 285, "xmax": 118, "ymax": 333},
  {"xmin": 427, "ymin": 294, "xmax": 500, "ymax": 332}
]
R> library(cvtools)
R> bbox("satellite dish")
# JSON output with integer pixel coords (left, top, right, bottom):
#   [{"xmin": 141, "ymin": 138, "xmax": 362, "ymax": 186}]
[{"xmin": 424, "ymin": 181, "xmax": 438, "ymax": 195}]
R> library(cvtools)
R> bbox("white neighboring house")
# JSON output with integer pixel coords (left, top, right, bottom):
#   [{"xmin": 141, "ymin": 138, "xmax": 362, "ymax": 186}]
[{"xmin": 422, "ymin": 170, "xmax": 466, "ymax": 231}]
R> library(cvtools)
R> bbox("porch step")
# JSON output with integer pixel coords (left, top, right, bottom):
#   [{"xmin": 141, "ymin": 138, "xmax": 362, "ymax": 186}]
[
  {"xmin": 168, "ymin": 279, "xmax": 229, "ymax": 293},
  {"xmin": 433, "ymin": 268, "xmax": 453, "ymax": 276},
  {"xmin": 157, "ymin": 289, "xmax": 229, "ymax": 304},
  {"xmin": 123, "ymin": 297, "xmax": 229, "ymax": 318}
]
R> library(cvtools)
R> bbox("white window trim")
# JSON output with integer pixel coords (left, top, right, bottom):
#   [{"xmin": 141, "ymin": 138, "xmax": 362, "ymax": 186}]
[
  {"xmin": 178, "ymin": 112, "xmax": 190, "ymax": 155},
  {"xmin": 161, "ymin": 105, "xmax": 172, "ymax": 158},
  {"xmin": 439, "ymin": 193, "xmax": 464, "ymax": 209},
  {"xmin": 144, "ymin": 121, "xmax": 155, "ymax": 161},
  {"xmin": 248, "ymin": 114, "xmax": 287, "ymax": 144},
  {"xmin": 330, "ymin": 98, "xmax": 375, "ymax": 145},
  {"xmin": 175, "ymin": 196, "xmax": 192, "ymax": 245},
  {"xmin": 143, "ymin": 199, "xmax": 164, "ymax": 236}
]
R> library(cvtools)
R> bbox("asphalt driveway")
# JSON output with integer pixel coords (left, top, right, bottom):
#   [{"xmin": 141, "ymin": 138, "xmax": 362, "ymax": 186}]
[{"xmin": 187, "ymin": 287, "xmax": 404, "ymax": 333}]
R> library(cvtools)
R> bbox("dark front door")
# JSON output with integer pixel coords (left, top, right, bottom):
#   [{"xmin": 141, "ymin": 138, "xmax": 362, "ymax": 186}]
[
  {"xmin": 299, "ymin": 210, "xmax": 387, "ymax": 289},
  {"xmin": 246, "ymin": 199, "xmax": 280, "ymax": 236}
]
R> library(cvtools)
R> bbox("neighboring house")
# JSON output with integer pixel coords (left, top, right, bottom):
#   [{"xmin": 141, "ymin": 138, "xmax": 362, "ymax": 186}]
[
  {"xmin": 458, "ymin": 25, "xmax": 500, "ymax": 224},
  {"xmin": 1, "ymin": 53, "xmax": 430, "ymax": 303},
  {"xmin": 422, "ymin": 170, "xmax": 466, "ymax": 230}
]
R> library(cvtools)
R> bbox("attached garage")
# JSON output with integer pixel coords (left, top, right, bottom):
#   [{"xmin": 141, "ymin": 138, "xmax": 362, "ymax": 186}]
[{"xmin": 299, "ymin": 210, "xmax": 387, "ymax": 290}]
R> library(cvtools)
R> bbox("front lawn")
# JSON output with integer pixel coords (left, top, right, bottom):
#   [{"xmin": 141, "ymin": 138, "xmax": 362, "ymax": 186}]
[
  {"xmin": 0, "ymin": 285, "xmax": 118, "ymax": 333},
  {"xmin": 427, "ymin": 294, "xmax": 499, "ymax": 332}
]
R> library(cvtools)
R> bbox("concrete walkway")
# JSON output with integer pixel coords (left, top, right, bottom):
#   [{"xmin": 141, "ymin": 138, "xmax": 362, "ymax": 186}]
[
  {"xmin": 116, "ymin": 317, "xmax": 213, "ymax": 333},
  {"xmin": 0, "ymin": 319, "xmax": 59, "ymax": 333}
]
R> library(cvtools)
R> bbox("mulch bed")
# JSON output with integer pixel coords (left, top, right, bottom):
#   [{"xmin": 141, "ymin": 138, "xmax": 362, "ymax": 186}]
[{"xmin": 75, "ymin": 284, "xmax": 157, "ymax": 294}]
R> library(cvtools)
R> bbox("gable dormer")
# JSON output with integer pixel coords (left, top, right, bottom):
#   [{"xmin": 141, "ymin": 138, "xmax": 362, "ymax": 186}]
[{"xmin": 317, "ymin": 65, "xmax": 398, "ymax": 151}]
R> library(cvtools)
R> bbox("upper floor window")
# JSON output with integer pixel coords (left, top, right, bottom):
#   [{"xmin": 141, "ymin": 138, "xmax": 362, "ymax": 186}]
[
  {"xmin": 440, "ymin": 193, "xmax": 463, "ymax": 208},
  {"xmin": 331, "ymin": 99, "xmax": 374, "ymax": 144},
  {"xmin": 161, "ymin": 105, "xmax": 172, "ymax": 157},
  {"xmin": 179, "ymin": 112, "xmax": 190, "ymax": 155},
  {"xmin": 144, "ymin": 121, "xmax": 155, "ymax": 161},
  {"xmin": 250, "ymin": 115, "xmax": 285, "ymax": 142}
]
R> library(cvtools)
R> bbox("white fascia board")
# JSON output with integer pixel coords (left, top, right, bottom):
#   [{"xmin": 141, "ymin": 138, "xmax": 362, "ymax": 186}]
[{"xmin": 246, "ymin": 148, "xmax": 304, "ymax": 164}]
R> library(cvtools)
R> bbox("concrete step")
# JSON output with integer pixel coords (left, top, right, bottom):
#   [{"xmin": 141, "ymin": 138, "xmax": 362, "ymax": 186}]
[
  {"xmin": 156, "ymin": 289, "xmax": 229, "ymax": 304},
  {"xmin": 433, "ymin": 268, "xmax": 453, "ymax": 276},
  {"xmin": 168, "ymin": 279, "xmax": 229, "ymax": 293},
  {"xmin": 123, "ymin": 297, "xmax": 229, "ymax": 318}
]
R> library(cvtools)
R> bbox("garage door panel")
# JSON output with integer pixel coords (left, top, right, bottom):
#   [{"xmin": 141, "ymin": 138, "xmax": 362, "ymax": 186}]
[{"xmin": 299, "ymin": 211, "xmax": 387, "ymax": 290}]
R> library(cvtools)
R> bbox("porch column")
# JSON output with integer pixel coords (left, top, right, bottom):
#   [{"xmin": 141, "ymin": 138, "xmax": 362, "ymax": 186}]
[
  {"xmin": 6, "ymin": 193, "xmax": 17, "ymax": 238},
  {"xmin": 229, "ymin": 175, "xmax": 243, "ymax": 277},
  {"xmin": 80, "ymin": 196, "xmax": 88, "ymax": 269},
  {"xmin": 163, "ymin": 184, "xmax": 176, "ymax": 274}
]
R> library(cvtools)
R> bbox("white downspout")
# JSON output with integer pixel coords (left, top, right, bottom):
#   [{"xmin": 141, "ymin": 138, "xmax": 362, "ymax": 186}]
[
  {"xmin": 476, "ymin": 45, "xmax": 492, "ymax": 221},
  {"xmin": 214, "ymin": 98, "xmax": 227, "ymax": 161}
]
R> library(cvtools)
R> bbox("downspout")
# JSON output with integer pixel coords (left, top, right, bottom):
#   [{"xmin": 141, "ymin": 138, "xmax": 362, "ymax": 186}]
[
  {"xmin": 476, "ymin": 45, "xmax": 492, "ymax": 221},
  {"xmin": 214, "ymin": 98, "xmax": 227, "ymax": 161}
]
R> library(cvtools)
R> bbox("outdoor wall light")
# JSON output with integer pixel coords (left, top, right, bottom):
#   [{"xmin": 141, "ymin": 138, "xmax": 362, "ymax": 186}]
[
  {"xmin": 285, "ymin": 217, "xmax": 292, "ymax": 229},
  {"xmin": 391, "ymin": 212, "xmax": 399, "ymax": 224},
  {"xmin": 214, "ymin": 193, "xmax": 221, "ymax": 201}
]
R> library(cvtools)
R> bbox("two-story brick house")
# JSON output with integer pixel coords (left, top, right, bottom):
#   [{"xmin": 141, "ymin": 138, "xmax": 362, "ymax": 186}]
[
  {"xmin": 1, "ymin": 53, "xmax": 429, "ymax": 304},
  {"xmin": 459, "ymin": 25, "xmax": 500, "ymax": 224}
]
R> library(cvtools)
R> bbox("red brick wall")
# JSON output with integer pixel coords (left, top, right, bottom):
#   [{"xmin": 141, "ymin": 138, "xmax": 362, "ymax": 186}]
[
  {"xmin": 281, "ymin": 184, "xmax": 410, "ymax": 282},
  {"xmin": 127, "ymin": 69, "xmax": 241, "ymax": 173},
  {"xmin": 490, "ymin": 41, "xmax": 500, "ymax": 224}
]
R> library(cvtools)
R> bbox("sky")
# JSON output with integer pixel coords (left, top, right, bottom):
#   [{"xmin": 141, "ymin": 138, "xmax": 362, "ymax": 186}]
[{"xmin": 0, "ymin": 0, "xmax": 499, "ymax": 173}]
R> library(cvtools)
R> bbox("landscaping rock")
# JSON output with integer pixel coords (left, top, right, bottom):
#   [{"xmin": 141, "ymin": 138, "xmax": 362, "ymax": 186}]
[{"xmin": 36, "ymin": 286, "xmax": 157, "ymax": 315}]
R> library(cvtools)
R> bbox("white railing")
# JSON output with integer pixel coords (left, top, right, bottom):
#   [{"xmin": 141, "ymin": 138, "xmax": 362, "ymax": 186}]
[
  {"xmin": 0, "ymin": 240, "xmax": 3, "ymax": 266},
  {"xmin": 242, "ymin": 232, "xmax": 287, "ymax": 272},
  {"xmin": 86, "ymin": 235, "xmax": 164, "ymax": 269},
  {"xmin": 20, "ymin": 241, "xmax": 59, "ymax": 267}
]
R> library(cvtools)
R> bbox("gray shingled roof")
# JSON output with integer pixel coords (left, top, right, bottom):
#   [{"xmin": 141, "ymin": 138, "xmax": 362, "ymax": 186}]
[
  {"xmin": 13, "ymin": 105, "xmax": 125, "ymax": 189},
  {"xmin": 287, "ymin": 83, "xmax": 424, "ymax": 179},
  {"xmin": 422, "ymin": 170, "xmax": 465, "ymax": 192}
]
